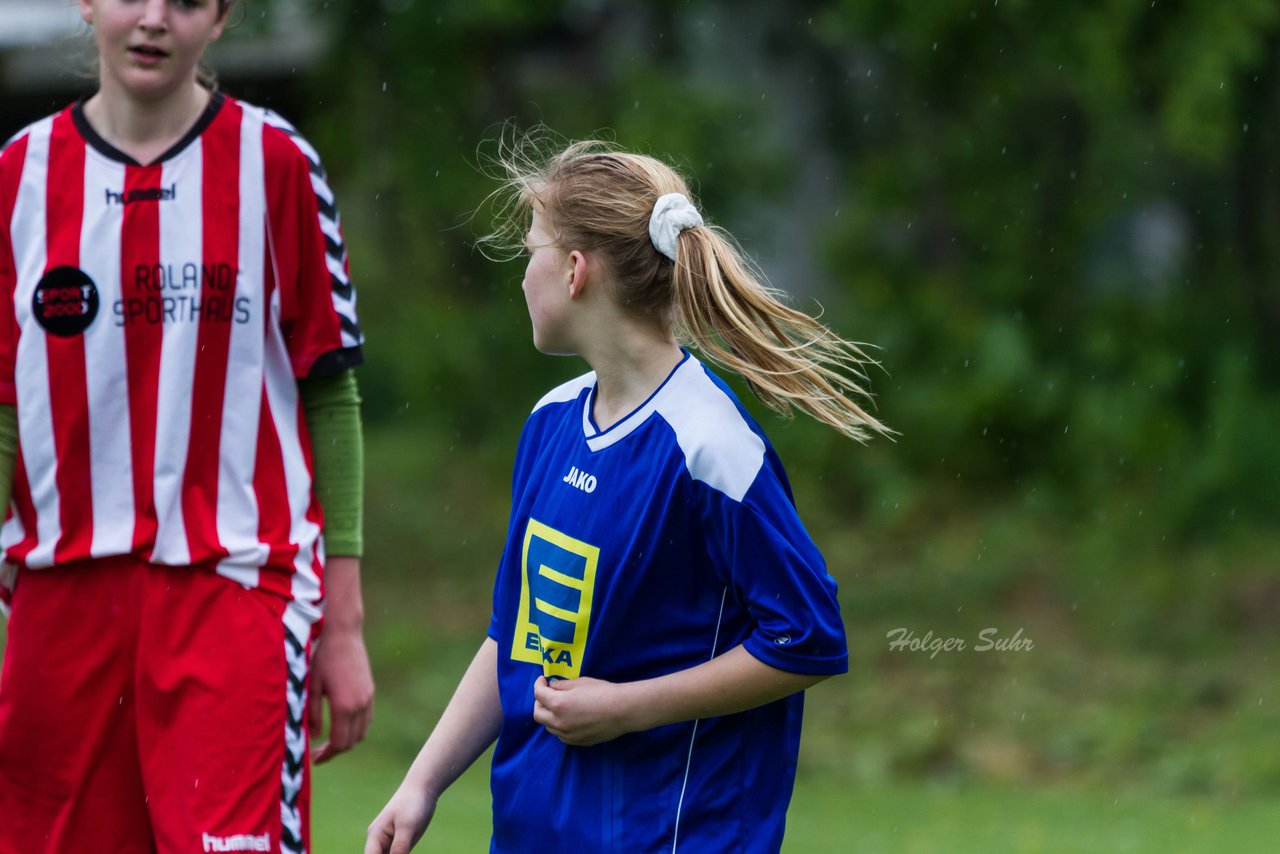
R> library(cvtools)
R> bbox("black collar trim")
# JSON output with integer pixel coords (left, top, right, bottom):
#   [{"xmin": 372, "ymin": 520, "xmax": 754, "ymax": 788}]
[{"xmin": 71, "ymin": 91, "xmax": 226, "ymax": 167}]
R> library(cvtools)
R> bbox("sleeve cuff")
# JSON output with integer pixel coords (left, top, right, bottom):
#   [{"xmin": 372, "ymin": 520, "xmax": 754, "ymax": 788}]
[
  {"xmin": 303, "ymin": 346, "xmax": 365, "ymax": 379},
  {"xmin": 744, "ymin": 635, "xmax": 849, "ymax": 677}
]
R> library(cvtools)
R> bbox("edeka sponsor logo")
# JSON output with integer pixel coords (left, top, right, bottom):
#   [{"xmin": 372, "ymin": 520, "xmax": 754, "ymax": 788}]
[
  {"xmin": 201, "ymin": 832, "xmax": 271, "ymax": 852},
  {"xmin": 511, "ymin": 518, "xmax": 600, "ymax": 680}
]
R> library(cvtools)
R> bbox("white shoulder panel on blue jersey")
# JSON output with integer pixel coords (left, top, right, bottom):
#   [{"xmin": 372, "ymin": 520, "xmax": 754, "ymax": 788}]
[
  {"xmin": 532, "ymin": 371, "xmax": 597, "ymax": 414},
  {"xmin": 657, "ymin": 361, "xmax": 766, "ymax": 503}
]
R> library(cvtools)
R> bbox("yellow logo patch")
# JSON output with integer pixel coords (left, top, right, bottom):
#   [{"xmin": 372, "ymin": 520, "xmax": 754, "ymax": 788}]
[{"xmin": 511, "ymin": 518, "xmax": 600, "ymax": 680}]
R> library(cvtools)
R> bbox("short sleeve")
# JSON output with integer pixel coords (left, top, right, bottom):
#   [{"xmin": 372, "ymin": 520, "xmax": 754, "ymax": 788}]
[
  {"xmin": 700, "ymin": 455, "xmax": 849, "ymax": 676},
  {"xmin": 262, "ymin": 114, "xmax": 363, "ymax": 379}
]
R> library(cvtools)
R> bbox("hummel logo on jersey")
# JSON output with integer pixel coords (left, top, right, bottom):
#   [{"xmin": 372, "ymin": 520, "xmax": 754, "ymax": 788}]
[
  {"xmin": 562, "ymin": 466, "xmax": 597, "ymax": 493},
  {"xmin": 201, "ymin": 832, "xmax": 270, "ymax": 852},
  {"xmin": 106, "ymin": 184, "xmax": 177, "ymax": 206}
]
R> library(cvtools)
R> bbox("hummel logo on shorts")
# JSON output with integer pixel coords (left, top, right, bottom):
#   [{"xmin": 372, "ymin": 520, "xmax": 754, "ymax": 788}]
[{"xmin": 202, "ymin": 832, "xmax": 271, "ymax": 852}]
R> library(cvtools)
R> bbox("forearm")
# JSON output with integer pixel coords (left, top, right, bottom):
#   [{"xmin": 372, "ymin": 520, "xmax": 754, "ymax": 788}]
[
  {"xmin": 301, "ymin": 369, "xmax": 363, "ymax": 557},
  {"xmin": 533, "ymin": 643, "xmax": 832, "ymax": 747},
  {"xmin": 310, "ymin": 555, "xmax": 375, "ymax": 763},
  {"xmin": 622, "ymin": 645, "xmax": 828, "ymax": 731},
  {"xmin": 402, "ymin": 637, "xmax": 504, "ymax": 800},
  {"xmin": 322, "ymin": 555, "xmax": 365, "ymax": 632}
]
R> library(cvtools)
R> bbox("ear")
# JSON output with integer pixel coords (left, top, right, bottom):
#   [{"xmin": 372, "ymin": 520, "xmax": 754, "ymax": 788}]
[
  {"xmin": 210, "ymin": 13, "xmax": 229, "ymax": 43},
  {"xmin": 210, "ymin": 0, "xmax": 236, "ymax": 42},
  {"xmin": 79, "ymin": 0, "xmax": 94, "ymax": 26},
  {"xmin": 566, "ymin": 249, "xmax": 589, "ymax": 300}
]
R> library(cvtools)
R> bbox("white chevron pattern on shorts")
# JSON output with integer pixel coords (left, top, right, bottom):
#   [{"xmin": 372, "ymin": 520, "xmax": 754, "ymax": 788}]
[{"xmin": 279, "ymin": 614, "xmax": 309, "ymax": 854}]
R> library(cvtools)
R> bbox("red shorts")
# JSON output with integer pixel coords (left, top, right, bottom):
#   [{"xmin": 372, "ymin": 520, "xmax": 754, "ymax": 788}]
[{"xmin": 0, "ymin": 556, "xmax": 316, "ymax": 853}]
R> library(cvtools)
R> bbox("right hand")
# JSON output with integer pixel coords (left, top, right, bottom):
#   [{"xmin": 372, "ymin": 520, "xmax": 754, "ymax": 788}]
[{"xmin": 364, "ymin": 785, "xmax": 437, "ymax": 854}]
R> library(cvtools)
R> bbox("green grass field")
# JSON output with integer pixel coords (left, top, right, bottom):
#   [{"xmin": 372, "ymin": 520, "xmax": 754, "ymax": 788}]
[
  {"xmin": 2, "ymin": 421, "xmax": 1276, "ymax": 852},
  {"xmin": 2, "ymin": 570, "xmax": 1277, "ymax": 853},
  {"xmin": 314, "ymin": 744, "xmax": 1280, "ymax": 852},
  {"xmin": 315, "ymin": 620, "xmax": 1278, "ymax": 853}
]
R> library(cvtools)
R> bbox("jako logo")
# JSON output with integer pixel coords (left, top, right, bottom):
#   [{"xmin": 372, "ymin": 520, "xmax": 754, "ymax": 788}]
[
  {"xmin": 562, "ymin": 466, "xmax": 597, "ymax": 493},
  {"xmin": 201, "ymin": 832, "xmax": 270, "ymax": 852}
]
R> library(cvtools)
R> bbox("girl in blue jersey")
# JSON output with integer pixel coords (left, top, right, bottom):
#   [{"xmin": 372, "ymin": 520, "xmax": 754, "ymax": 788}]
[{"xmin": 366, "ymin": 137, "xmax": 890, "ymax": 854}]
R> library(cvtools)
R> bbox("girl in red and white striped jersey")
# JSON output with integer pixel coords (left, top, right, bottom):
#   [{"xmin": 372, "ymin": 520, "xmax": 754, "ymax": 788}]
[{"xmin": 0, "ymin": 2, "xmax": 373, "ymax": 851}]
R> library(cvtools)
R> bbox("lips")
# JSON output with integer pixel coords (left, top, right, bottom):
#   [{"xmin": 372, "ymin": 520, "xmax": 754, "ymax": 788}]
[{"xmin": 128, "ymin": 45, "xmax": 170, "ymax": 61}]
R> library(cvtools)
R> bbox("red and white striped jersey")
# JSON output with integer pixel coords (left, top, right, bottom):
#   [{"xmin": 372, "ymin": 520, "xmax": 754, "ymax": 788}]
[{"xmin": 0, "ymin": 94, "xmax": 363, "ymax": 611}]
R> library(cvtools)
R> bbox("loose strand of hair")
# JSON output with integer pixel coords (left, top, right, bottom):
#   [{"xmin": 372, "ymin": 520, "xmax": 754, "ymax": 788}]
[{"xmin": 473, "ymin": 125, "xmax": 573, "ymax": 263}]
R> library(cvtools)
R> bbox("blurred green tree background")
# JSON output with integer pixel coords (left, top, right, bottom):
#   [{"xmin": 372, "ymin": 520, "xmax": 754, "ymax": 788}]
[
  {"xmin": 2, "ymin": 0, "xmax": 1278, "ymax": 849},
  {"xmin": 298, "ymin": 0, "xmax": 1279, "ymax": 817}
]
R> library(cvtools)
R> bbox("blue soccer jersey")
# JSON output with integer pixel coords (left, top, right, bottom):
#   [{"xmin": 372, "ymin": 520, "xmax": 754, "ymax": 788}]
[{"xmin": 486, "ymin": 353, "xmax": 848, "ymax": 853}]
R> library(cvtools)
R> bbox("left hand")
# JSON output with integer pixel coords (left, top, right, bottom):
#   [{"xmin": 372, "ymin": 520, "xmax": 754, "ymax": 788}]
[
  {"xmin": 309, "ymin": 557, "xmax": 375, "ymax": 763},
  {"xmin": 309, "ymin": 622, "xmax": 375, "ymax": 763},
  {"xmin": 532, "ymin": 675, "xmax": 635, "ymax": 746}
]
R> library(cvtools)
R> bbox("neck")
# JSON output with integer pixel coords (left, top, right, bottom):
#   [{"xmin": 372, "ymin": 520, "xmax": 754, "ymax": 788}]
[
  {"xmin": 585, "ymin": 324, "xmax": 684, "ymax": 431},
  {"xmin": 83, "ymin": 80, "xmax": 211, "ymax": 164}
]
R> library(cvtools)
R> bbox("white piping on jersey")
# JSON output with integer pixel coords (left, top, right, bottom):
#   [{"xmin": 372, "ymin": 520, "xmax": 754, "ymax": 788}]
[
  {"xmin": 210, "ymin": 125, "xmax": 282, "ymax": 593},
  {"xmin": 266, "ymin": 281, "xmax": 324, "ymax": 607},
  {"xmin": 8, "ymin": 116, "xmax": 61, "ymax": 567},
  {"xmin": 149, "ymin": 140, "xmax": 204, "ymax": 565},
  {"xmin": 81, "ymin": 150, "xmax": 134, "ymax": 557},
  {"xmin": 531, "ymin": 371, "xmax": 596, "ymax": 414},
  {"xmin": 0, "ymin": 120, "xmax": 41, "ymax": 562},
  {"xmin": 671, "ymin": 585, "xmax": 729, "ymax": 854},
  {"xmin": 213, "ymin": 103, "xmax": 270, "ymax": 574},
  {"xmin": 578, "ymin": 351, "xmax": 692, "ymax": 452}
]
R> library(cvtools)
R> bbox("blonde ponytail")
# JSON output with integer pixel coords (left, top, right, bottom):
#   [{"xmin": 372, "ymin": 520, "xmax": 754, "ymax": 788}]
[
  {"xmin": 480, "ymin": 129, "xmax": 892, "ymax": 443},
  {"xmin": 672, "ymin": 226, "xmax": 891, "ymax": 443}
]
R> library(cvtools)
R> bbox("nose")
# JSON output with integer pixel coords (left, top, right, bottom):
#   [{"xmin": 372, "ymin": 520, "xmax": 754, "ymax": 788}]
[{"xmin": 138, "ymin": 0, "xmax": 170, "ymax": 31}]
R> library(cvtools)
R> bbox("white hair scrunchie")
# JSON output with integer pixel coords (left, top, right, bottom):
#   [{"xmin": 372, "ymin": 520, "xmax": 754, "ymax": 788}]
[{"xmin": 648, "ymin": 193, "xmax": 704, "ymax": 261}]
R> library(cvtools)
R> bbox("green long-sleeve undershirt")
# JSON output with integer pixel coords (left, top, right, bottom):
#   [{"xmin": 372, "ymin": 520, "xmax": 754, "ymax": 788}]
[
  {"xmin": 0, "ymin": 368, "xmax": 363, "ymax": 558},
  {"xmin": 299, "ymin": 368, "xmax": 364, "ymax": 557}
]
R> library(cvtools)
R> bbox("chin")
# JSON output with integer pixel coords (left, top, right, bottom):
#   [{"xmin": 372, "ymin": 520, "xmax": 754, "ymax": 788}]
[
  {"xmin": 531, "ymin": 336, "xmax": 575, "ymax": 357},
  {"xmin": 117, "ymin": 70, "xmax": 193, "ymax": 102}
]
